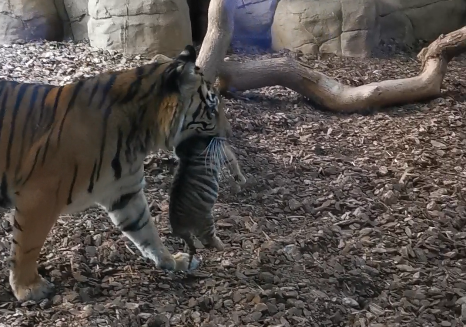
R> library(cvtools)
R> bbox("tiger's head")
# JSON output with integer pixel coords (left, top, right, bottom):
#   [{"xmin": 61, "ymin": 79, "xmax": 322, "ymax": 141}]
[{"xmin": 158, "ymin": 45, "xmax": 232, "ymax": 150}]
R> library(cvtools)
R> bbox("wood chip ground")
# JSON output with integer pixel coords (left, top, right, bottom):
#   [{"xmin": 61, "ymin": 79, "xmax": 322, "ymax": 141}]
[{"xmin": 0, "ymin": 41, "xmax": 465, "ymax": 327}]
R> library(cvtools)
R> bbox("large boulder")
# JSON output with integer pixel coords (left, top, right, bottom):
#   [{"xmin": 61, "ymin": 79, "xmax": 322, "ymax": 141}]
[
  {"xmin": 378, "ymin": 0, "xmax": 466, "ymax": 45},
  {"xmin": 63, "ymin": 0, "xmax": 89, "ymax": 41},
  {"xmin": 53, "ymin": 0, "xmax": 88, "ymax": 41},
  {"xmin": 87, "ymin": 0, "xmax": 192, "ymax": 57},
  {"xmin": 0, "ymin": 0, "xmax": 63, "ymax": 43},
  {"xmin": 271, "ymin": 0, "xmax": 466, "ymax": 57},
  {"xmin": 271, "ymin": 0, "xmax": 378, "ymax": 57}
]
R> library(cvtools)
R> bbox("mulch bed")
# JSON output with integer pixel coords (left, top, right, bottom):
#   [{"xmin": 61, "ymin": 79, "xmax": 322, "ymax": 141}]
[{"xmin": 0, "ymin": 40, "xmax": 465, "ymax": 327}]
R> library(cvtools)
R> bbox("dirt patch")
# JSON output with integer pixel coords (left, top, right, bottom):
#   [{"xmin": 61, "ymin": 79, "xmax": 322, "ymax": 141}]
[{"xmin": 0, "ymin": 41, "xmax": 465, "ymax": 326}]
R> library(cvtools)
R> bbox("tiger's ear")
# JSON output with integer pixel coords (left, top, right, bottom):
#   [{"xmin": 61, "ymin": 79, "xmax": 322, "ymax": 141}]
[
  {"xmin": 176, "ymin": 45, "xmax": 197, "ymax": 68},
  {"xmin": 162, "ymin": 45, "xmax": 198, "ymax": 95}
]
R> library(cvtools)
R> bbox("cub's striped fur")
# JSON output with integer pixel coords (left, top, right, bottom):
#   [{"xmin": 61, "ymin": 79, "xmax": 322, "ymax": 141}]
[
  {"xmin": 169, "ymin": 135, "xmax": 246, "ymax": 265},
  {"xmin": 0, "ymin": 45, "xmax": 231, "ymax": 302}
]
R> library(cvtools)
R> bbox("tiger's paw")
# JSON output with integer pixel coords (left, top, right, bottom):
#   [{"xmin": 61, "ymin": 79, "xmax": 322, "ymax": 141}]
[
  {"xmin": 10, "ymin": 275, "xmax": 54, "ymax": 302},
  {"xmin": 172, "ymin": 252, "xmax": 201, "ymax": 272}
]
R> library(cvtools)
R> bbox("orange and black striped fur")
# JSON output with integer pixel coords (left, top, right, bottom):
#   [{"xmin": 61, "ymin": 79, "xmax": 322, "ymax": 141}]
[
  {"xmin": 169, "ymin": 135, "xmax": 246, "ymax": 266},
  {"xmin": 0, "ymin": 45, "xmax": 232, "ymax": 302}
]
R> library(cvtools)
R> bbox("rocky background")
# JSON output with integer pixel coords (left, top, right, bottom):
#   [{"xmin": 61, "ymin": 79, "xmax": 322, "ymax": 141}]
[{"xmin": 0, "ymin": 0, "xmax": 465, "ymax": 58}]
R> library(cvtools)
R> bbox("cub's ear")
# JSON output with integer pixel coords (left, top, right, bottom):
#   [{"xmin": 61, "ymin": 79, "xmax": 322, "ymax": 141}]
[{"xmin": 162, "ymin": 45, "xmax": 199, "ymax": 94}]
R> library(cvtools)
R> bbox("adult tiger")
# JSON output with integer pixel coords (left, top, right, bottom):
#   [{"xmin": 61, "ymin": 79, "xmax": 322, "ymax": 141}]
[{"xmin": 0, "ymin": 45, "xmax": 231, "ymax": 302}]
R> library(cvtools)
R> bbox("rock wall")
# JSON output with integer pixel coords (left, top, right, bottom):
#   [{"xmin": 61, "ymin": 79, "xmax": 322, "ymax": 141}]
[
  {"xmin": 0, "ymin": 0, "xmax": 279, "ymax": 55},
  {"xmin": 87, "ymin": 0, "xmax": 192, "ymax": 57},
  {"xmin": 271, "ymin": 0, "xmax": 466, "ymax": 58},
  {"xmin": 0, "ymin": 0, "xmax": 465, "ymax": 58},
  {"xmin": 0, "ymin": 0, "xmax": 63, "ymax": 43},
  {"xmin": 62, "ymin": 0, "xmax": 89, "ymax": 41},
  {"xmin": 378, "ymin": 0, "xmax": 466, "ymax": 45},
  {"xmin": 272, "ymin": 0, "xmax": 378, "ymax": 57}
]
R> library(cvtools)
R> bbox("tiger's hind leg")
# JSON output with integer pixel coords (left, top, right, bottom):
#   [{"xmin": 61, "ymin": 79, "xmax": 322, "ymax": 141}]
[
  {"xmin": 9, "ymin": 199, "xmax": 59, "ymax": 301},
  {"xmin": 102, "ymin": 189, "xmax": 200, "ymax": 272}
]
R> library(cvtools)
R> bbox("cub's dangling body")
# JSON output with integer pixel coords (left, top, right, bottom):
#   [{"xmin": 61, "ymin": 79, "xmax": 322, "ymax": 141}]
[
  {"xmin": 0, "ymin": 45, "xmax": 231, "ymax": 302},
  {"xmin": 169, "ymin": 135, "xmax": 246, "ymax": 264}
]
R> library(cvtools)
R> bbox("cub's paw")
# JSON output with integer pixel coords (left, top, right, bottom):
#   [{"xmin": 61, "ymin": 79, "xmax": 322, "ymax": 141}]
[
  {"xmin": 202, "ymin": 235, "xmax": 225, "ymax": 252},
  {"xmin": 10, "ymin": 276, "xmax": 54, "ymax": 302},
  {"xmin": 172, "ymin": 252, "xmax": 201, "ymax": 272},
  {"xmin": 234, "ymin": 173, "xmax": 247, "ymax": 186},
  {"xmin": 192, "ymin": 238, "xmax": 205, "ymax": 249}
]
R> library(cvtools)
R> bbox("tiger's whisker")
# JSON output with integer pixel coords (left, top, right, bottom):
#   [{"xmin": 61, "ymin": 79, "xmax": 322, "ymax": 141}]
[
  {"xmin": 215, "ymin": 139, "xmax": 229, "ymax": 180},
  {"xmin": 220, "ymin": 142, "xmax": 228, "ymax": 166},
  {"xmin": 212, "ymin": 140, "xmax": 220, "ymax": 173},
  {"xmin": 203, "ymin": 138, "xmax": 216, "ymax": 174},
  {"xmin": 219, "ymin": 143, "xmax": 230, "ymax": 178},
  {"xmin": 209, "ymin": 140, "xmax": 217, "ymax": 174},
  {"xmin": 201, "ymin": 137, "xmax": 215, "ymax": 156},
  {"xmin": 217, "ymin": 140, "xmax": 225, "ymax": 167}
]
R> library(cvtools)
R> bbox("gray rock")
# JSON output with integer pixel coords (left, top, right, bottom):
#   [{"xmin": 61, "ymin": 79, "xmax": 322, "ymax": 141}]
[
  {"xmin": 254, "ymin": 303, "xmax": 268, "ymax": 312},
  {"xmin": 63, "ymin": 0, "xmax": 89, "ymax": 41},
  {"xmin": 271, "ymin": 0, "xmax": 377, "ymax": 57},
  {"xmin": 259, "ymin": 271, "xmax": 275, "ymax": 284},
  {"xmin": 0, "ymin": 0, "xmax": 63, "ymax": 43},
  {"xmin": 342, "ymin": 297, "xmax": 359, "ymax": 308},
  {"xmin": 271, "ymin": 0, "xmax": 466, "ymax": 57},
  {"xmin": 405, "ymin": 0, "xmax": 466, "ymax": 41},
  {"xmin": 87, "ymin": 0, "xmax": 192, "ymax": 57}
]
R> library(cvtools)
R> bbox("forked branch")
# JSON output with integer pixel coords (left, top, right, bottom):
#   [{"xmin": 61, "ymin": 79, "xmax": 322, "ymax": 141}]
[
  {"xmin": 195, "ymin": 0, "xmax": 466, "ymax": 114},
  {"xmin": 195, "ymin": 0, "xmax": 236, "ymax": 82},
  {"xmin": 217, "ymin": 27, "xmax": 466, "ymax": 113}
]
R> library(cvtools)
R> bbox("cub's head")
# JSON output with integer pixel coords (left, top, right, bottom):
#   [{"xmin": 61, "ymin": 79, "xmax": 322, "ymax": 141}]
[{"xmin": 159, "ymin": 45, "xmax": 231, "ymax": 149}]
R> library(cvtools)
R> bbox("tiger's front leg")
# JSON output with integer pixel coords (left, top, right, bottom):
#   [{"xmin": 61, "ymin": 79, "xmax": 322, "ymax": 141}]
[
  {"xmin": 102, "ymin": 189, "xmax": 200, "ymax": 272},
  {"xmin": 9, "ymin": 192, "xmax": 59, "ymax": 302}
]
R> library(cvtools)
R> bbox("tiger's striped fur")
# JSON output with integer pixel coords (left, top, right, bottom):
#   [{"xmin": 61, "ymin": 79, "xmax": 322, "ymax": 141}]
[
  {"xmin": 169, "ymin": 135, "xmax": 246, "ymax": 265},
  {"xmin": 0, "ymin": 45, "xmax": 232, "ymax": 302}
]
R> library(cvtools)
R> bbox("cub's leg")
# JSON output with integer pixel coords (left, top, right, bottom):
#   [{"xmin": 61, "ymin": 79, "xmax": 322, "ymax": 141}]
[
  {"xmin": 197, "ymin": 213, "xmax": 225, "ymax": 252},
  {"xmin": 102, "ymin": 189, "xmax": 199, "ymax": 272},
  {"xmin": 201, "ymin": 234, "xmax": 225, "ymax": 251},
  {"xmin": 223, "ymin": 144, "xmax": 246, "ymax": 185},
  {"xmin": 9, "ymin": 204, "xmax": 58, "ymax": 301}
]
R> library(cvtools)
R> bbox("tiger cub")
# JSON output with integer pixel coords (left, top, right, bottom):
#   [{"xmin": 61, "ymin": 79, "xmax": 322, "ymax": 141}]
[{"xmin": 169, "ymin": 135, "xmax": 246, "ymax": 263}]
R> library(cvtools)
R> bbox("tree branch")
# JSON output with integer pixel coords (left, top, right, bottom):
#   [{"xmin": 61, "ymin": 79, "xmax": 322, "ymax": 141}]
[
  {"xmin": 195, "ymin": 0, "xmax": 236, "ymax": 82},
  {"xmin": 217, "ymin": 26, "xmax": 466, "ymax": 113},
  {"xmin": 192, "ymin": 0, "xmax": 465, "ymax": 114}
]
